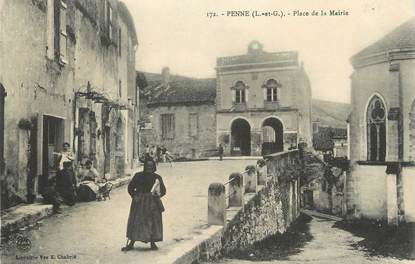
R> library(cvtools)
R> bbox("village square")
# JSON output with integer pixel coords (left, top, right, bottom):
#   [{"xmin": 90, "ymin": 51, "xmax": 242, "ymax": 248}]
[{"xmin": 0, "ymin": 0, "xmax": 414, "ymax": 263}]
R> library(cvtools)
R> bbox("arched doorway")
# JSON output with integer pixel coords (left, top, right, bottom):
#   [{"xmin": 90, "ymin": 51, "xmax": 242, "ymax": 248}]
[
  {"xmin": 262, "ymin": 117, "xmax": 283, "ymax": 155},
  {"xmin": 231, "ymin": 119, "xmax": 251, "ymax": 156}
]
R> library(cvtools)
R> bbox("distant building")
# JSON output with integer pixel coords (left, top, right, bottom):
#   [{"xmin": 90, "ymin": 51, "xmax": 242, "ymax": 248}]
[
  {"xmin": 347, "ymin": 17, "xmax": 415, "ymax": 224},
  {"xmin": 313, "ymin": 125, "xmax": 348, "ymax": 158},
  {"xmin": 0, "ymin": 0, "xmax": 138, "ymax": 209},
  {"xmin": 311, "ymin": 99, "xmax": 350, "ymax": 158},
  {"xmin": 138, "ymin": 68, "xmax": 217, "ymax": 159},
  {"xmin": 215, "ymin": 41, "xmax": 312, "ymax": 156}
]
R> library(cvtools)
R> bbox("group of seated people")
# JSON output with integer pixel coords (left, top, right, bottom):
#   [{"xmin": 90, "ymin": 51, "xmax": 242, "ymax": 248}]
[{"xmin": 41, "ymin": 159, "xmax": 112, "ymax": 214}]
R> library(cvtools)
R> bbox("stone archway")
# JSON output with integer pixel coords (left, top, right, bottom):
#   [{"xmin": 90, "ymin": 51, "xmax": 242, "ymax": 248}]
[
  {"xmin": 262, "ymin": 117, "xmax": 283, "ymax": 155},
  {"xmin": 410, "ymin": 99, "xmax": 415, "ymax": 161},
  {"xmin": 231, "ymin": 119, "xmax": 251, "ymax": 156}
]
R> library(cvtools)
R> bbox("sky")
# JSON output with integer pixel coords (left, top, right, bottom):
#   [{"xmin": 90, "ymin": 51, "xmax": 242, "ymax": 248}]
[{"xmin": 122, "ymin": 0, "xmax": 415, "ymax": 103}]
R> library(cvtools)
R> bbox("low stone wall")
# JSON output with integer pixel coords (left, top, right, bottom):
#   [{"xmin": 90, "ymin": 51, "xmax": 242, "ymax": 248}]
[
  {"xmin": 175, "ymin": 150, "xmax": 301, "ymax": 263},
  {"xmin": 222, "ymin": 182, "xmax": 288, "ymax": 253}
]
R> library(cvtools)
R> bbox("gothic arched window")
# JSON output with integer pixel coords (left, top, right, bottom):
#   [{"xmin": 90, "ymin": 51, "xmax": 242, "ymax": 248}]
[
  {"xmin": 367, "ymin": 96, "xmax": 386, "ymax": 162},
  {"xmin": 263, "ymin": 79, "xmax": 279, "ymax": 102}
]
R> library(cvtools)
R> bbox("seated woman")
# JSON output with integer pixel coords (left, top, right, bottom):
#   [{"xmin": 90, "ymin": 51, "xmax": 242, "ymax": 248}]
[
  {"xmin": 77, "ymin": 160, "xmax": 103, "ymax": 201},
  {"xmin": 56, "ymin": 161, "xmax": 77, "ymax": 206}
]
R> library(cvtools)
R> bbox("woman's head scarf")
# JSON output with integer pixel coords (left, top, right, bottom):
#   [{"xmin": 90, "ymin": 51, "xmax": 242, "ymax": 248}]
[{"xmin": 143, "ymin": 158, "xmax": 157, "ymax": 173}]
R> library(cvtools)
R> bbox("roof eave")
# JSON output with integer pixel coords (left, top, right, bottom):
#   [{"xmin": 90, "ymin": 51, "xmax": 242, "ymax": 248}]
[{"xmin": 351, "ymin": 48, "xmax": 415, "ymax": 69}]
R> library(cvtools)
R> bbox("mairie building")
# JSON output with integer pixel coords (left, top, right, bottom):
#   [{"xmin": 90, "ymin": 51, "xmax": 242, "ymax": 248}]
[{"xmin": 215, "ymin": 41, "xmax": 312, "ymax": 156}]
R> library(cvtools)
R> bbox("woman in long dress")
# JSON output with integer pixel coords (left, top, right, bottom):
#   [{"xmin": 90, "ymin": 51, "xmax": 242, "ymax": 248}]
[
  {"xmin": 77, "ymin": 160, "xmax": 103, "ymax": 201},
  {"xmin": 56, "ymin": 161, "xmax": 77, "ymax": 206},
  {"xmin": 122, "ymin": 158, "xmax": 166, "ymax": 251}
]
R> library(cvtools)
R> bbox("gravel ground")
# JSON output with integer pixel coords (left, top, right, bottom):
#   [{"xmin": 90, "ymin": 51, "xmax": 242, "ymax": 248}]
[
  {"xmin": 213, "ymin": 214, "xmax": 414, "ymax": 264},
  {"xmin": 0, "ymin": 160, "xmax": 253, "ymax": 264}
]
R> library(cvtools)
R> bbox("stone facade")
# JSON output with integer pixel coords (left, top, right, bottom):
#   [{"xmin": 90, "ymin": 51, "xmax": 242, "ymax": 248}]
[
  {"xmin": 0, "ymin": 0, "xmax": 138, "ymax": 209},
  {"xmin": 216, "ymin": 41, "xmax": 312, "ymax": 157},
  {"xmin": 138, "ymin": 69, "xmax": 217, "ymax": 159},
  {"xmin": 347, "ymin": 17, "xmax": 415, "ymax": 223},
  {"xmin": 145, "ymin": 104, "xmax": 216, "ymax": 159}
]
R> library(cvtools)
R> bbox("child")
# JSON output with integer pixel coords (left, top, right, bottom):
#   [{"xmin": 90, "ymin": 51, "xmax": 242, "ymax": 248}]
[{"xmin": 41, "ymin": 177, "xmax": 62, "ymax": 214}]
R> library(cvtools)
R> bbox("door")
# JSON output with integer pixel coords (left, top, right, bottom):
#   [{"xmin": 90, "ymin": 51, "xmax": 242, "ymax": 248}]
[
  {"xmin": 17, "ymin": 129, "xmax": 30, "ymax": 201},
  {"xmin": 41, "ymin": 116, "xmax": 64, "ymax": 191}
]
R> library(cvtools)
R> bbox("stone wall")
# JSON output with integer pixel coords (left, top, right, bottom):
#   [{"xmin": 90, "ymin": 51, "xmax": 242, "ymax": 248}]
[
  {"xmin": 347, "ymin": 53, "xmax": 415, "ymax": 223},
  {"xmin": 143, "ymin": 104, "xmax": 217, "ymax": 159},
  {"xmin": 222, "ymin": 175, "xmax": 300, "ymax": 254},
  {"xmin": 175, "ymin": 150, "xmax": 301, "ymax": 263},
  {"xmin": 0, "ymin": 0, "xmax": 138, "ymax": 208}
]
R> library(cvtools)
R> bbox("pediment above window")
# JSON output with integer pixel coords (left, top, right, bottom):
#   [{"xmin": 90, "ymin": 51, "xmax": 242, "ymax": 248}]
[
  {"xmin": 262, "ymin": 79, "xmax": 281, "ymax": 89},
  {"xmin": 231, "ymin": 80, "xmax": 249, "ymax": 90}
]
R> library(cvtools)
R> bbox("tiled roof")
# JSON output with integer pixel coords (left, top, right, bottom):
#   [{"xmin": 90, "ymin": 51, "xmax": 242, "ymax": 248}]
[
  {"xmin": 138, "ymin": 72, "xmax": 216, "ymax": 106},
  {"xmin": 352, "ymin": 17, "xmax": 415, "ymax": 60}
]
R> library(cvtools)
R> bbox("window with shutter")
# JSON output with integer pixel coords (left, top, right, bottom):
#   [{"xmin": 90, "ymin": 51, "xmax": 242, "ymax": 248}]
[
  {"xmin": 189, "ymin": 113, "xmax": 198, "ymax": 137},
  {"xmin": 53, "ymin": 0, "xmax": 67, "ymax": 64},
  {"xmin": 161, "ymin": 114, "xmax": 175, "ymax": 139},
  {"xmin": 264, "ymin": 79, "xmax": 279, "ymax": 102},
  {"xmin": 233, "ymin": 81, "xmax": 247, "ymax": 103}
]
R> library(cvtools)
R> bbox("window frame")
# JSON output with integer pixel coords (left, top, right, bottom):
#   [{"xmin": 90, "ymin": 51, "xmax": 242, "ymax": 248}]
[
  {"xmin": 161, "ymin": 113, "xmax": 175, "ymax": 140},
  {"xmin": 232, "ymin": 81, "xmax": 248, "ymax": 104},
  {"xmin": 107, "ymin": 3, "xmax": 113, "ymax": 40},
  {"xmin": 54, "ymin": 0, "xmax": 67, "ymax": 65},
  {"xmin": 366, "ymin": 95, "xmax": 387, "ymax": 162},
  {"xmin": 118, "ymin": 80, "xmax": 122, "ymax": 98},
  {"xmin": 189, "ymin": 113, "xmax": 199, "ymax": 138},
  {"xmin": 235, "ymin": 89, "xmax": 246, "ymax": 103},
  {"xmin": 118, "ymin": 28, "xmax": 122, "ymax": 56},
  {"xmin": 264, "ymin": 79, "xmax": 279, "ymax": 102},
  {"xmin": 104, "ymin": 0, "xmax": 113, "ymax": 41}
]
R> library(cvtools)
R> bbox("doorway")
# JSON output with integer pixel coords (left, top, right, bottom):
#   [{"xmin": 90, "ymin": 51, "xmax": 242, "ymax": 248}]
[
  {"xmin": 231, "ymin": 118, "xmax": 251, "ymax": 156},
  {"xmin": 261, "ymin": 117, "xmax": 283, "ymax": 155},
  {"xmin": 41, "ymin": 116, "xmax": 64, "ymax": 190},
  {"xmin": 115, "ymin": 117, "xmax": 125, "ymax": 177}
]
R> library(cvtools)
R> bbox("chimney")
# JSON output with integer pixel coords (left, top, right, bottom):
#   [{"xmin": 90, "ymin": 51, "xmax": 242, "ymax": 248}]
[{"xmin": 162, "ymin": 67, "xmax": 170, "ymax": 84}]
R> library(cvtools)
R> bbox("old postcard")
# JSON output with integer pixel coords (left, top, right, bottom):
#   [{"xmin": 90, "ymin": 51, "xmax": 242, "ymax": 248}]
[{"xmin": 0, "ymin": 0, "xmax": 414, "ymax": 263}]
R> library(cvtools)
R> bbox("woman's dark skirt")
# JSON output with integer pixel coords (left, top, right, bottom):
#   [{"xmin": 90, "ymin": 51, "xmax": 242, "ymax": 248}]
[
  {"xmin": 77, "ymin": 183, "xmax": 97, "ymax": 201},
  {"xmin": 126, "ymin": 193, "xmax": 163, "ymax": 242}
]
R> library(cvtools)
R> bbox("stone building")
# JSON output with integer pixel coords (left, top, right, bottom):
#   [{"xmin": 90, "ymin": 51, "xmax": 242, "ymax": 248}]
[
  {"xmin": 347, "ymin": 17, "xmax": 415, "ymax": 224},
  {"xmin": 138, "ymin": 68, "xmax": 217, "ymax": 159},
  {"xmin": 311, "ymin": 99, "xmax": 350, "ymax": 158},
  {"xmin": 0, "ymin": 0, "xmax": 138, "ymax": 209},
  {"xmin": 216, "ymin": 41, "xmax": 312, "ymax": 156}
]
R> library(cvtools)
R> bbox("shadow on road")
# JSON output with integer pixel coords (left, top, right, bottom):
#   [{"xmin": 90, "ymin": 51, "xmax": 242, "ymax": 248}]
[
  {"xmin": 334, "ymin": 219, "xmax": 415, "ymax": 260},
  {"xmin": 226, "ymin": 213, "xmax": 313, "ymax": 261}
]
